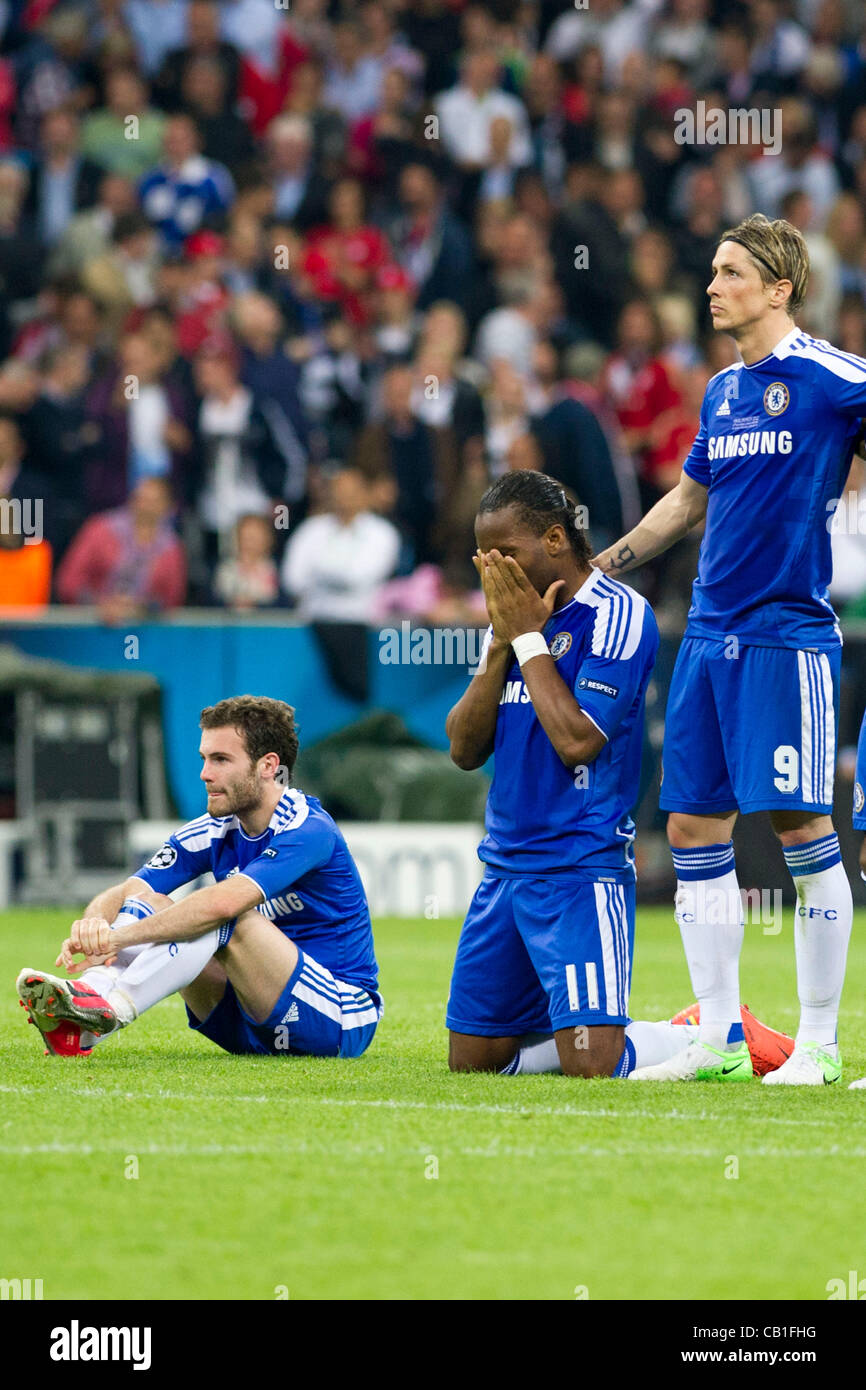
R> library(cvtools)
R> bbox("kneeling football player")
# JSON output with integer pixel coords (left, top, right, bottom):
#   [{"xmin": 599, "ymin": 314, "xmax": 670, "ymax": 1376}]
[
  {"xmin": 445, "ymin": 472, "xmax": 792, "ymax": 1080},
  {"xmin": 17, "ymin": 696, "xmax": 383, "ymax": 1060}
]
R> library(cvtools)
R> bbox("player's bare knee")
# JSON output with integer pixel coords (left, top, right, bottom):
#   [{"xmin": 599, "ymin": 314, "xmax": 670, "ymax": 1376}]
[
  {"xmin": 448, "ymin": 1033, "xmax": 515, "ymax": 1073},
  {"xmin": 770, "ymin": 810, "xmax": 834, "ymax": 847},
  {"xmin": 132, "ymin": 885, "xmax": 173, "ymax": 911},
  {"xmin": 556, "ymin": 1025, "xmax": 623, "ymax": 1079}
]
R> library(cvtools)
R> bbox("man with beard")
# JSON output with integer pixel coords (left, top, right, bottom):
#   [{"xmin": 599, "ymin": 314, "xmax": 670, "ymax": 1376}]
[{"xmin": 17, "ymin": 696, "xmax": 382, "ymax": 1061}]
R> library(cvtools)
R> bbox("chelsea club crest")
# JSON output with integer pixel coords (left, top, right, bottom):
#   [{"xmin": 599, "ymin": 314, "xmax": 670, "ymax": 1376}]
[
  {"xmin": 763, "ymin": 382, "xmax": 790, "ymax": 416},
  {"xmin": 855, "ymin": 782, "xmax": 865, "ymax": 815},
  {"xmin": 549, "ymin": 632, "xmax": 572, "ymax": 660}
]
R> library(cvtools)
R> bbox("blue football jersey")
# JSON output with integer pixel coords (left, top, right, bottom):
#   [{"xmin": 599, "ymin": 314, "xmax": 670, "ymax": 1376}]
[
  {"xmin": 479, "ymin": 568, "xmax": 659, "ymax": 876},
  {"xmin": 135, "ymin": 787, "xmax": 378, "ymax": 991},
  {"xmin": 855, "ymin": 707, "xmax": 866, "ymax": 832},
  {"xmin": 682, "ymin": 326, "xmax": 866, "ymax": 648}
]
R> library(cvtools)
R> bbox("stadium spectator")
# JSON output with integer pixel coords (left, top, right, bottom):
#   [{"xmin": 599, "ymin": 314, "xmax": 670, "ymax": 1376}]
[
  {"xmin": 360, "ymin": 0, "xmax": 424, "ymax": 93},
  {"xmin": 748, "ymin": 100, "xmax": 841, "ymax": 221},
  {"xmin": 192, "ymin": 335, "xmax": 288, "ymax": 566},
  {"xmin": 81, "ymin": 211, "xmax": 159, "ymax": 328},
  {"xmin": 280, "ymin": 59, "xmax": 346, "ymax": 179},
  {"xmin": 265, "ymin": 115, "xmax": 330, "ymax": 230},
  {"xmin": 529, "ymin": 338, "xmax": 624, "ymax": 548},
  {"xmin": 232, "ymin": 290, "xmax": 308, "ymax": 506},
  {"xmin": 180, "ymin": 55, "xmax": 256, "ymax": 179},
  {"xmin": 21, "ymin": 343, "xmax": 91, "ymax": 560},
  {"xmin": 0, "ymin": 413, "xmax": 48, "ymax": 559},
  {"xmin": 123, "ymin": 0, "xmax": 189, "ymax": 79},
  {"xmin": 347, "ymin": 66, "xmax": 416, "ymax": 190},
  {"xmin": 153, "ymin": 0, "xmax": 241, "ymax": 111},
  {"xmin": 56, "ymin": 474, "xmax": 186, "ymax": 619},
  {"xmin": 301, "ymin": 176, "xmax": 390, "ymax": 327},
  {"xmin": 280, "ymin": 464, "xmax": 400, "ymax": 622},
  {"xmin": 601, "ymin": 296, "xmax": 682, "ymax": 503},
  {"xmin": 826, "ymin": 192, "xmax": 866, "ymax": 300},
  {"xmin": 81, "ymin": 67, "xmax": 165, "ymax": 180},
  {"xmin": 482, "ymin": 357, "xmax": 535, "ymax": 475},
  {"xmin": 386, "ymin": 159, "xmax": 475, "ymax": 310},
  {"xmin": 435, "ymin": 47, "xmax": 532, "ymax": 172},
  {"xmin": 25, "ymin": 107, "xmax": 102, "ymax": 248},
  {"xmin": 322, "ymin": 19, "xmax": 383, "ymax": 122},
  {"xmin": 352, "ymin": 361, "xmax": 455, "ymax": 566},
  {"xmin": 551, "ymin": 164, "xmax": 644, "ymax": 347},
  {"xmin": 0, "ymin": 408, "xmax": 53, "ymax": 607},
  {"xmin": 46, "ymin": 171, "xmax": 137, "ymax": 279},
  {"xmin": 293, "ymin": 310, "xmax": 368, "ymax": 466},
  {"xmin": 84, "ymin": 328, "xmax": 195, "ymax": 511},
  {"xmin": 220, "ymin": 0, "xmax": 283, "ymax": 72},
  {"xmin": 0, "ymin": 162, "xmax": 43, "ymax": 358},
  {"xmin": 412, "ymin": 302, "xmax": 485, "ymax": 452},
  {"xmin": 139, "ymin": 113, "xmax": 234, "ymax": 248},
  {"xmin": 545, "ymin": 0, "xmax": 654, "ymax": 83},
  {"xmin": 371, "ymin": 262, "xmax": 418, "ymax": 363},
  {"xmin": 213, "ymin": 511, "xmax": 281, "ymax": 610}
]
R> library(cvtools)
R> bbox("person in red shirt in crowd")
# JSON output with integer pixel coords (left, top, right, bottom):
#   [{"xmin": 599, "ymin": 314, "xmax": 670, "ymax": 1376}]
[
  {"xmin": 301, "ymin": 177, "xmax": 391, "ymax": 327},
  {"xmin": 600, "ymin": 295, "xmax": 683, "ymax": 507},
  {"xmin": 347, "ymin": 67, "xmax": 415, "ymax": 185},
  {"xmin": 175, "ymin": 230, "xmax": 231, "ymax": 356},
  {"xmin": 646, "ymin": 360, "xmax": 712, "ymax": 494},
  {"xmin": 237, "ymin": 11, "xmax": 311, "ymax": 137},
  {"xmin": 56, "ymin": 474, "xmax": 186, "ymax": 623}
]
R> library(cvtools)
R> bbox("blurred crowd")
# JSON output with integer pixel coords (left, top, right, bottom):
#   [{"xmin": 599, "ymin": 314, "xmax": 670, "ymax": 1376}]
[{"xmin": 1, "ymin": 0, "xmax": 866, "ymax": 626}]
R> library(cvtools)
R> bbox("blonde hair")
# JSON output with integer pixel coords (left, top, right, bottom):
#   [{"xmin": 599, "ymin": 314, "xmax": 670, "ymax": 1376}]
[{"xmin": 717, "ymin": 213, "xmax": 810, "ymax": 316}]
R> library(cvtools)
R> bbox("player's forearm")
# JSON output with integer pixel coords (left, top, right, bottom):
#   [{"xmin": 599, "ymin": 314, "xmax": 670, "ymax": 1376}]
[
  {"xmin": 108, "ymin": 881, "xmax": 259, "ymax": 949},
  {"xmin": 519, "ymin": 656, "xmax": 605, "ymax": 769},
  {"xmin": 80, "ymin": 876, "xmax": 150, "ymax": 925},
  {"xmin": 594, "ymin": 478, "xmax": 706, "ymax": 574},
  {"xmin": 446, "ymin": 639, "xmax": 512, "ymax": 770}
]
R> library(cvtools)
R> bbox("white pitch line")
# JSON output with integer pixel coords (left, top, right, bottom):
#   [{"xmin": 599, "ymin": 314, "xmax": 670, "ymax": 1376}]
[
  {"xmin": 0, "ymin": 1141, "xmax": 863, "ymax": 1160},
  {"xmin": 0, "ymin": 1083, "xmax": 856, "ymax": 1128}
]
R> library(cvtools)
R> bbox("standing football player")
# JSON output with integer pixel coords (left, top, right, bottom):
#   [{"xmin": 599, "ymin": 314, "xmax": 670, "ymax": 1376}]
[
  {"xmin": 849, "ymin": 707, "xmax": 866, "ymax": 1089},
  {"xmin": 17, "ymin": 696, "xmax": 383, "ymax": 1060},
  {"xmin": 444, "ymin": 470, "xmax": 790, "ymax": 1079},
  {"xmin": 594, "ymin": 213, "xmax": 864, "ymax": 1085}
]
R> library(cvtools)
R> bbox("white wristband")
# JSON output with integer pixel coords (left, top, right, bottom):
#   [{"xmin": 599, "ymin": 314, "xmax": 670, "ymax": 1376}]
[{"xmin": 512, "ymin": 632, "xmax": 549, "ymax": 666}]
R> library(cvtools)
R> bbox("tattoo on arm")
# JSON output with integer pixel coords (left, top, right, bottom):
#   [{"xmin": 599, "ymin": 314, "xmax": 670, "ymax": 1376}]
[{"xmin": 608, "ymin": 543, "xmax": 637, "ymax": 572}]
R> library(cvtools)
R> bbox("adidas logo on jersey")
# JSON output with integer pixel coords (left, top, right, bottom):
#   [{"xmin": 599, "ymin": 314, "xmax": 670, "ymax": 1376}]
[
  {"xmin": 281, "ymin": 1003, "xmax": 300, "ymax": 1024},
  {"xmin": 716, "ymin": 397, "xmax": 731, "ymax": 415}
]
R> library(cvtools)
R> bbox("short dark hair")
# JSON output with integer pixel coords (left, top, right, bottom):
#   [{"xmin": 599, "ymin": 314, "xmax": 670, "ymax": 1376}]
[
  {"xmin": 477, "ymin": 470, "xmax": 591, "ymax": 562},
  {"xmin": 200, "ymin": 695, "xmax": 299, "ymax": 778}
]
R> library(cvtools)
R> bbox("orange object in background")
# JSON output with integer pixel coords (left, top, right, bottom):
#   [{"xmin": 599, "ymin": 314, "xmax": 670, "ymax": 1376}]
[{"xmin": 0, "ymin": 537, "xmax": 53, "ymax": 608}]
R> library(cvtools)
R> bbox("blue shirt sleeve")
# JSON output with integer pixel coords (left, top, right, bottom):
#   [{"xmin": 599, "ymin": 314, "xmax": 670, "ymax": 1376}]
[
  {"xmin": 573, "ymin": 606, "xmax": 659, "ymax": 741},
  {"xmin": 855, "ymin": 707, "xmax": 866, "ymax": 831},
  {"xmin": 135, "ymin": 826, "xmax": 213, "ymax": 894},
  {"xmin": 239, "ymin": 818, "xmax": 336, "ymax": 901},
  {"xmin": 682, "ymin": 392, "xmax": 711, "ymax": 486},
  {"xmin": 813, "ymin": 350, "xmax": 866, "ymax": 418}
]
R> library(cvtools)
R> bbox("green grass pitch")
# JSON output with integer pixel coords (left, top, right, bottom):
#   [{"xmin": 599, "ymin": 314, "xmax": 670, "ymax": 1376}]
[{"xmin": 2, "ymin": 905, "xmax": 866, "ymax": 1301}]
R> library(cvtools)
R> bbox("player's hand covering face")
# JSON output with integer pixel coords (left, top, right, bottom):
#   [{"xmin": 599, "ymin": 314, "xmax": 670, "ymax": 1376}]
[{"xmin": 473, "ymin": 549, "xmax": 564, "ymax": 643}]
